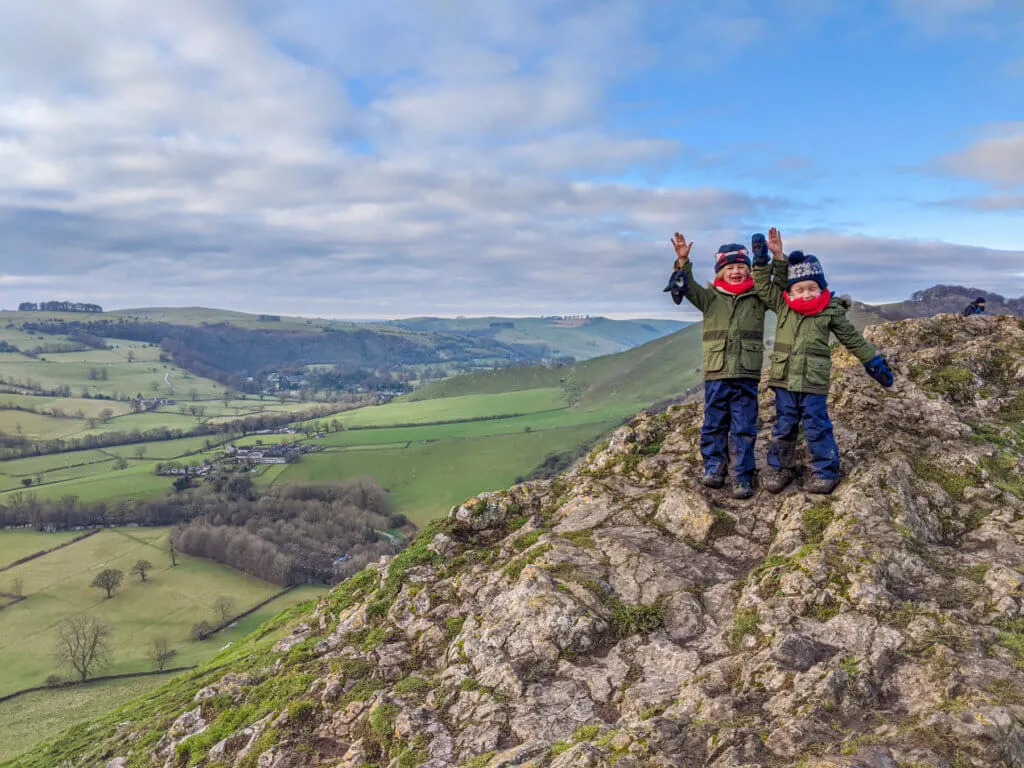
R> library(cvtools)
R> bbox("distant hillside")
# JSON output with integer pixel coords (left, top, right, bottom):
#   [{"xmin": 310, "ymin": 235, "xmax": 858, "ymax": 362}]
[
  {"xmin": 386, "ymin": 316, "xmax": 688, "ymax": 362},
  {"xmin": 409, "ymin": 322, "xmax": 704, "ymax": 410},
  {"xmin": 1, "ymin": 310, "xmax": 684, "ymax": 394}
]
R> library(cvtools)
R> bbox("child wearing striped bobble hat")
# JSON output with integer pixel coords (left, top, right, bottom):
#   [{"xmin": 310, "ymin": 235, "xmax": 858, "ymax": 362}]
[{"xmin": 665, "ymin": 234, "xmax": 783, "ymax": 499}]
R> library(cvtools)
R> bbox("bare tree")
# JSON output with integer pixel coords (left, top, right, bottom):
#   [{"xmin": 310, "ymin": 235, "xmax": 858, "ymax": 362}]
[
  {"xmin": 213, "ymin": 595, "xmax": 236, "ymax": 624},
  {"xmin": 189, "ymin": 388, "xmax": 199, "ymax": 402},
  {"xmin": 54, "ymin": 615, "xmax": 112, "ymax": 681},
  {"xmin": 10, "ymin": 576, "xmax": 24, "ymax": 597},
  {"xmin": 99, "ymin": 407, "xmax": 114, "ymax": 422},
  {"xmin": 134, "ymin": 445, "xmax": 147, "ymax": 460},
  {"xmin": 147, "ymin": 637, "xmax": 175, "ymax": 671},
  {"xmin": 91, "ymin": 568, "xmax": 124, "ymax": 598},
  {"xmin": 130, "ymin": 559, "xmax": 153, "ymax": 583},
  {"xmin": 168, "ymin": 540, "xmax": 178, "ymax": 567},
  {"xmin": 127, "ymin": 350, "xmax": 136, "ymax": 363}
]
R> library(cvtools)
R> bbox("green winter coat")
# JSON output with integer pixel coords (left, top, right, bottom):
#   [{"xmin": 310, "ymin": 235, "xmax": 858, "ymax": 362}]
[
  {"xmin": 680, "ymin": 261, "xmax": 783, "ymax": 381},
  {"xmin": 753, "ymin": 260, "xmax": 877, "ymax": 395}
]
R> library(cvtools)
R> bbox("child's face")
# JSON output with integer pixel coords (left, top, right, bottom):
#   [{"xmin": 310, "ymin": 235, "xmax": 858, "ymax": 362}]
[
  {"xmin": 719, "ymin": 263, "xmax": 751, "ymax": 284},
  {"xmin": 789, "ymin": 280, "xmax": 822, "ymax": 300}
]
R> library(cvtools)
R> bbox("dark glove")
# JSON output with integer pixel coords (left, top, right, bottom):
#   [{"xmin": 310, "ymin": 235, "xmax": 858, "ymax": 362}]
[
  {"xmin": 751, "ymin": 233, "xmax": 770, "ymax": 266},
  {"xmin": 663, "ymin": 269, "xmax": 688, "ymax": 305},
  {"xmin": 863, "ymin": 354, "xmax": 894, "ymax": 388}
]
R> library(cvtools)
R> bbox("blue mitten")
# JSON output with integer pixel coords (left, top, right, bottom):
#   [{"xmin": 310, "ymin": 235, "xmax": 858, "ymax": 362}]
[
  {"xmin": 663, "ymin": 269, "xmax": 688, "ymax": 305},
  {"xmin": 751, "ymin": 233, "xmax": 770, "ymax": 266},
  {"xmin": 863, "ymin": 355, "xmax": 894, "ymax": 387}
]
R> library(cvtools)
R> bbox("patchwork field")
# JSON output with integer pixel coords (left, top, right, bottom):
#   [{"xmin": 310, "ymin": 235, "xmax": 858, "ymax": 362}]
[
  {"xmin": 0, "ymin": 527, "xmax": 326, "ymax": 698},
  {"xmin": 0, "ymin": 529, "xmax": 86, "ymax": 570}
]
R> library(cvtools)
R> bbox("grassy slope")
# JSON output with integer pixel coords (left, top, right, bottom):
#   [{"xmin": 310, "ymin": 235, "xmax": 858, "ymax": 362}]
[
  {"xmin": 278, "ymin": 421, "xmax": 617, "ymax": 525},
  {"xmin": 407, "ymin": 321, "xmax": 704, "ymax": 407},
  {"xmin": 0, "ymin": 526, "xmax": 326, "ymax": 698},
  {"xmin": 0, "ymin": 674, "xmax": 175, "ymax": 763}
]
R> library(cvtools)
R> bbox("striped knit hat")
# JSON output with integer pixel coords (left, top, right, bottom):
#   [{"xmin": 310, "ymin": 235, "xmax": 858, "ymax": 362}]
[
  {"xmin": 714, "ymin": 243, "xmax": 751, "ymax": 272},
  {"xmin": 786, "ymin": 251, "xmax": 827, "ymax": 291}
]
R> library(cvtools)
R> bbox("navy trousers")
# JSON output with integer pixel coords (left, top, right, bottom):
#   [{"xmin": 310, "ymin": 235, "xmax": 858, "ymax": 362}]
[
  {"xmin": 701, "ymin": 379, "xmax": 758, "ymax": 482},
  {"xmin": 767, "ymin": 387, "xmax": 840, "ymax": 480}
]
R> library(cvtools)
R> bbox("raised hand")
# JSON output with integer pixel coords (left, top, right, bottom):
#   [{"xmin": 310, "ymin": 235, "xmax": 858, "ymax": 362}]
[
  {"xmin": 767, "ymin": 227, "xmax": 785, "ymax": 260},
  {"xmin": 671, "ymin": 232, "xmax": 693, "ymax": 268}
]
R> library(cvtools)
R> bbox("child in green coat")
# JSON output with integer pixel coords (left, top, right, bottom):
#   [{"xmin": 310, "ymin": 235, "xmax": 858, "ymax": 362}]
[
  {"xmin": 667, "ymin": 233, "xmax": 780, "ymax": 498},
  {"xmin": 752, "ymin": 228, "xmax": 894, "ymax": 495}
]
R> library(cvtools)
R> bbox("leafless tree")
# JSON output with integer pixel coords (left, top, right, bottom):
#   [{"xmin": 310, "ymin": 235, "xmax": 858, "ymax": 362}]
[
  {"xmin": 147, "ymin": 637, "xmax": 175, "ymax": 671},
  {"xmin": 91, "ymin": 568, "xmax": 123, "ymax": 598},
  {"xmin": 130, "ymin": 559, "xmax": 154, "ymax": 583},
  {"xmin": 10, "ymin": 576, "xmax": 24, "ymax": 597},
  {"xmin": 54, "ymin": 614, "xmax": 112, "ymax": 681},
  {"xmin": 213, "ymin": 595, "xmax": 236, "ymax": 624}
]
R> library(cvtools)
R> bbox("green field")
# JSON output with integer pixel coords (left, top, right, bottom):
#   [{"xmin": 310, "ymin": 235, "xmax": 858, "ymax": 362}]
[
  {"xmin": 0, "ymin": 527, "xmax": 326, "ymax": 698},
  {"xmin": 0, "ymin": 674, "xmax": 175, "ymax": 763},
  {"xmin": 277, "ymin": 419, "xmax": 623, "ymax": 524},
  {"xmin": 0, "ymin": 530, "xmax": 86, "ymax": 570},
  {"xmin": 330, "ymin": 387, "xmax": 567, "ymax": 428}
]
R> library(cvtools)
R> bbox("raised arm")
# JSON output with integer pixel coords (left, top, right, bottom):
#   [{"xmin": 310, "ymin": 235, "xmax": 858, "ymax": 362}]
[
  {"xmin": 670, "ymin": 232, "xmax": 714, "ymax": 313},
  {"xmin": 753, "ymin": 227, "xmax": 786, "ymax": 312}
]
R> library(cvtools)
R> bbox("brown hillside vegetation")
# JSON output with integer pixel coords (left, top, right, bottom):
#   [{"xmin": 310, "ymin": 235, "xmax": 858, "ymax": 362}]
[{"xmin": 14, "ymin": 313, "xmax": 1024, "ymax": 768}]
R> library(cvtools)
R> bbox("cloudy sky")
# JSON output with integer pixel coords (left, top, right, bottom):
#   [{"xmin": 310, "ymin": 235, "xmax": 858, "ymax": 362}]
[{"xmin": 0, "ymin": 0, "xmax": 1022, "ymax": 320}]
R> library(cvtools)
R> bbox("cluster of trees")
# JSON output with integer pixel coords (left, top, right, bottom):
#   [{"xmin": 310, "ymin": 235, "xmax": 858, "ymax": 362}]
[
  {"xmin": 18, "ymin": 301, "xmax": 103, "ymax": 313},
  {"xmin": 88, "ymin": 559, "xmax": 154, "ymax": 598},
  {"xmin": 0, "ymin": 402, "xmax": 344, "ymax": 461},
  {"xmin": 169, "ymin": 476, "xmax": 403, "ymax": 585},
  {"xmin": 51, "ymin": 615, "xmax": 176, "ymax": 684},
  {"xmin": 0, "ymin": 475, "xmax": 404, "ymax": 586},
  {"xmin": 304, "ymin": 366, "xmax": 413, "ymax": 395}
]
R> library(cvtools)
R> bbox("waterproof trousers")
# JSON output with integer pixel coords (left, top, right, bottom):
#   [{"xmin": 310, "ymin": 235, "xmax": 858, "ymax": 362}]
[
  {"xmin": 701, "ymin": 379, "xmax": 758, "ymax": 482},
  {"xmin": 767, "ymin": 387, "xmax": 840, "ymax": 480}
]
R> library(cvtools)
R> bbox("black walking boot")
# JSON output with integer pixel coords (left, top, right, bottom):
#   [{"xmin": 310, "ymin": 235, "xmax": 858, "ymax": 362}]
[
  {"xmin": 762, "ymin": 467, "xmax": 794, "ymax": 494},
  {"xmin": 702, "ymin": 469, "xmax": 726, "ymax": 489},
  {"xmin": 804, "ymin": 474, "xmax": 839, "ymax": 495}
]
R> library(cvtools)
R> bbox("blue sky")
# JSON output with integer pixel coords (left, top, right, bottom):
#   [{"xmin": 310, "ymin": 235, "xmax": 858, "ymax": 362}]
[{"xmin": 0, "ymin": 0, "xmax": 1021, "ymax": 320}]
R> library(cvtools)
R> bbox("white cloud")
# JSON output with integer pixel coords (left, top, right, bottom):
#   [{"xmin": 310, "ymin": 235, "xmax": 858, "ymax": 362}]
[{"xmin": 936, "ymin": 123, "xmax": 1024, "ymax": 187}]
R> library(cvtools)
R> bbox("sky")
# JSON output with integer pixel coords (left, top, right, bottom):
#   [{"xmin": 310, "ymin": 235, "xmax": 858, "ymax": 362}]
[{"xmin": 0, "ymin": 0, "xmax": 1022, "ymax": 321}]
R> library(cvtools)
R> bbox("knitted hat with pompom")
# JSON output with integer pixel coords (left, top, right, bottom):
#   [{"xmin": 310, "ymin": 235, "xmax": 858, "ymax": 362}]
[{"xmin": 786, "ymin": 251, "xmax": 827, "ymax": 291}]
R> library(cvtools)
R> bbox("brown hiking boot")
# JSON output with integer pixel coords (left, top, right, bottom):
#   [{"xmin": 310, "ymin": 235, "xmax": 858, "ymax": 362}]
[
  {"xmin": 762, "ymin": 467, "xmax": 793, "ymax": 494},
  {"xmin": 804, "ymin": 475, "xmax": 839, "ymax": 495}
]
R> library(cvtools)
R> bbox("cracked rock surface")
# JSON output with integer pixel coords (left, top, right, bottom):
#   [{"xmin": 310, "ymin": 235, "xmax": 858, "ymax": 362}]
[{"xmin": 29, "ymin": 314, "xmax": 1024, "ymax": 768}]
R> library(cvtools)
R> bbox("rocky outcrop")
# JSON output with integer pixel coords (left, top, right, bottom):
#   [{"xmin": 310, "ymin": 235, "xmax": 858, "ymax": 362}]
[{"xmin": 31, "ymin": 314, "xmax": 1024, "ymax": 768}]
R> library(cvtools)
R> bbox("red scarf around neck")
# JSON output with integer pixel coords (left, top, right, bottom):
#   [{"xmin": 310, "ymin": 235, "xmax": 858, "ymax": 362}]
[
  {"xmin": 784, "ymin": 288, "xmax": 832, "ymax": 316},
  {"xmin": 713, "ymin": 277, "xmax": 755, "ymax": 295}
]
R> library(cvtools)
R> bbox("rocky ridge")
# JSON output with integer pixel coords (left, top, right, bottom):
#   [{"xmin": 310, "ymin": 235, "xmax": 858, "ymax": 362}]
[{"xmin": 24, "ymin": 313, "xmax": 1024, "ymax": 768}]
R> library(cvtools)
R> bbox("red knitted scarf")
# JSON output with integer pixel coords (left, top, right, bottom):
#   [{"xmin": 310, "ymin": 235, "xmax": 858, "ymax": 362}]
[
  {"xmin": 784, "ymin": 289, "xmax": 832, "ymax": 316},
  {"xmin": 713, "ymin": 277, "xmax": 755, "ymax": 295}
]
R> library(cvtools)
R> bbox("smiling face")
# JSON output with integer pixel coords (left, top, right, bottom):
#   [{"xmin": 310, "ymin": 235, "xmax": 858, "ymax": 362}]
[
  {"xmin": 718, "ymin": 263, "xmax": 751, "ymax": 284},
  {"xmin": 789, "ymin": 279, "xmax": 823, "ymax": 300}
]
